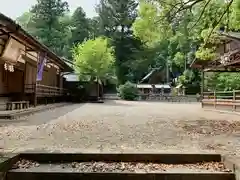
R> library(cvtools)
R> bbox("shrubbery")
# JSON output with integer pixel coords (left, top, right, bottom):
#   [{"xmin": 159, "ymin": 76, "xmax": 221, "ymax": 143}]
[{"xmin": 118, "ymin": 81, "xmax": 139, "ymax": 100}]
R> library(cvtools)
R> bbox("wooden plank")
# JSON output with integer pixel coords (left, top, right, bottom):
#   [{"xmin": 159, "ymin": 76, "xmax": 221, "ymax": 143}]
[{"xmin": 203, "ymin": 101, "xmax": 240, "ymax": 106}]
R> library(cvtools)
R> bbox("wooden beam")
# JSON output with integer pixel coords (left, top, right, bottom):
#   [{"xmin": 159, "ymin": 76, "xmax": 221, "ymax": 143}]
[
  {"xmin": 204, "ymin": 66, "xmax": 240, "ymax": 72},
  {"xmin": 25, "ymin": 47, "xmax": 35, "ymax": 52},
  {"xmin": 205, "ymin": 70, "xmax": 240, "ymax": 72},
  {"xmin": 0, "ymin": 32, "xmax": 6, "ymax": 36}
]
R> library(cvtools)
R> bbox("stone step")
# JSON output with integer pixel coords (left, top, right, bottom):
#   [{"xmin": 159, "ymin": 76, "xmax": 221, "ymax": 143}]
[{"xmin": 0, "ymin": 153, "xmax": 237, "ymax": 180}]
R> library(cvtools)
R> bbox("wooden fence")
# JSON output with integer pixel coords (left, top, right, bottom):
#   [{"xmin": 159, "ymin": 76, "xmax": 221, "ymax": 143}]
[
  {"xmin": 25, "ymin": 84, "xmax": 67, "ymax": 97},
  {"xmin": 202, "ymin": 90, "xmax": 240, "ymax": 111},
  {"xmin": 138, "ymin": 94, "xmax": 199, "ymax": 102}
]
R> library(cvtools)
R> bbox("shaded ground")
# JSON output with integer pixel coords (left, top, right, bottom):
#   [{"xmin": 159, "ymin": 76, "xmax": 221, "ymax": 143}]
[{"xmin": 0, "ymin": 101, "xmax": 240, "ymax": 156}]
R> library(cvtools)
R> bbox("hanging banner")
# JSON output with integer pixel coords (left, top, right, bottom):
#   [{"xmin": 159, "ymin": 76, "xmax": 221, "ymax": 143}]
[{"xmin": 37, "ymin": 52, "xmax": 46, "ymax": 81}]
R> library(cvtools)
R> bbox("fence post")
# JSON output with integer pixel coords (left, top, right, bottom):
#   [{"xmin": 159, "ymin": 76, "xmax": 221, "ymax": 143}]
[
  {"xmin": 233, "ymin": 90, "xmax": 236, "ymax": 111},
  {"xmin": 34, "ymin": 83, "xmax": 37, "ymax": 107},
  {"xmin": 214, "ymin": 91, "xmax": 216, "ymax": 109}
]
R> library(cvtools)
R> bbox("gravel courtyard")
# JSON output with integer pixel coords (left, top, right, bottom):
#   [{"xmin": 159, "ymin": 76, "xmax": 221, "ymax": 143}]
[{"xmin": 0, "ymin": 100, "xmax": 240, "ymax": 156}]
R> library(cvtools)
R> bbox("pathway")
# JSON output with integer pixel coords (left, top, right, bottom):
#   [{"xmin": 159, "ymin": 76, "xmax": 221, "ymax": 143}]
[{"xmin": 0, "ymin": 101, "xmax": 239, "ymax": 156}]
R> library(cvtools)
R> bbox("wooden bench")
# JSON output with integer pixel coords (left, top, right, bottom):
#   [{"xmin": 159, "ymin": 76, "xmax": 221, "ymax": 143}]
[{"xmin": 6, "ymin": 101, "xmax": 30, "ymax": 111}]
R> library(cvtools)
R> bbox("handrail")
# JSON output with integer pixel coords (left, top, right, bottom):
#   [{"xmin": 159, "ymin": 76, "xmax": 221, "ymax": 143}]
[
  {"xmin": 202, "ymin": 89, "xmax": 240, "ymax": 110},
  {"xmin": 24, "ymin": 83, "xmax": 67, "ymax": 97},
  {"xmin": 36, "ymin": 84, "xmax": 66, "ymax": 90},
  {"xmin": 203, "ymin": 90, "xmax": 240, "ymax": 94}
]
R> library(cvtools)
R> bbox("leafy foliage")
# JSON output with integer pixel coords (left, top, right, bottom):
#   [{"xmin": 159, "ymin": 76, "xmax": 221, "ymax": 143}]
[
  {"xmin": 132, "ymin": 0, "xmax": 240, "ymax": 92},
  {"xmin": 16, "ymin": 12, "xmax": 34, "ymax": 32},
  {"xmin": 17, "ymin": 2, "xmax": 97, "ymax": 61},
  {"xmin": 70, "ymin": 7, "xmax": 90, "ymax": 46},
  {"xmin": 15, "ymin": 0, "xmax": 240, "ymax": 91},
  {"xmin": 29, "ymin": 0, "xmax": 69, "ymax": 55},
  {"xmin": 205, "ymin": 73, "xmax": 240, "ymax": 91},
  {"xmin": 73, "ymin": 37, "xmax": 115, "ymax": 83},
  {"xmin": 96, "ymin": 0, "xmax": 143, "ymax": 85},
  {"xmin": 118, "ymin": 81, "xmax": 139, "ymax": 100},
  {"xmin": 195, "ymin": 47, "xmax": 216, "ymax": 61}
]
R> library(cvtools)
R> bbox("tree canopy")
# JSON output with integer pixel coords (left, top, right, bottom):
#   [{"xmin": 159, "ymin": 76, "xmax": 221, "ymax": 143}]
[
  {"xmin": 15, "ymin": 0, "xmax": 240, "ymax": 91},
  {"xmin": 73, "ymin": 37, "xmax": 115, "ymax": 82},
  {"xmin": 132, "ymin": 0, "xmax": 240, "ymax": 91}
]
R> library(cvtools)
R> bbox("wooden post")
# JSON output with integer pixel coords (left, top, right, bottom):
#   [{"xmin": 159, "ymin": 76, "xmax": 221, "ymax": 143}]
[
  {"xmin": 233, "ymin": 90, "xmax": 236, "ymax": 111},
  {"xmin": 34, "ymin": 52, "xmax": 39, "ymax": 107},
  {"xmin": 21, "ymin": 62, "xmax": 27, "ymax": 100},
  {"xmin": 96, "ymin": 77, "xmax": 100, "ymax": 101},
  {"xmin": 201, "ymin": 69, "xmax": 205, "ymax": 108},
  {"xmin": 161, "ymin": 87, "xmax": 164, "ymax": 96},
  {"xmin": 33, "ymin": 83, "xmax": 37, "ymax": 107},
  {"xmin": 214, "ymin": 91, "xmax": 216, "ymax": 109},
  {"xmin": 166, "ymin": 60, "xmax": 169, "ymax": 83}
]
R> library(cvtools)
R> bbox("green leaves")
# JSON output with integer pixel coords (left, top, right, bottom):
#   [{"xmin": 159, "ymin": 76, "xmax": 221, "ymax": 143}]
[
  {"xmin": 132, "ymin": 2, "xmax": 172, "ymax": 47},
  {"xmin": 195, "ymin": 46, "xmax": 216, "ymax": 61},
  {"xmin": 27, "ymin": 0, "xmax": 69, "ymax": 56},
  {"xmin": 73, "ymin": 37, "xmax": 115, "ymax": 82},
  {"xmin": 173, "ymin": 52, "xmax": 185, "ymax": 68},
  {"xmin": 118, "ymin": 81, "xmax": 139, "ymax": 100},
  {"xmin": 205, "ymin": 73, "xmax": 240, "ymax": 91},
  {"xmin": 70, "ymin": 7, "xmax": 91, "ymax": 46}
]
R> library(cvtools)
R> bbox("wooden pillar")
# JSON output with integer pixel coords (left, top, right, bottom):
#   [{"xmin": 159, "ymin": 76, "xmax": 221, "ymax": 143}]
[
  {"xmin": 21, "ymin": 62, "xmax": 27, "ymax": 100},
  {"xmin": 33, "ymin": 83, "xmax": 37, "ymax": 107},
  {"xmin": 34, "ymin": 53, "xmax": 39, "ymax": 107},
  {"xmin": 233, "ymin": 90, "xmax": 236, "ymax": 111},
  {"xmin": 214, "ymin": 91, "xmax": 216, "ymax": 109},
  {"xmin": 161, "ymin": 87, "xmax": 164, "ymax": 96},
  {"xmin": 201, "ymin": 68, "xmax": 205, "ymax": 108},
  {"xmin": 97, "ymin": 77, "xmax": 99, "ymax": 100},
  {"xmin": 166, "ymin": 60, "xmax": 169, "ymax": 83}
]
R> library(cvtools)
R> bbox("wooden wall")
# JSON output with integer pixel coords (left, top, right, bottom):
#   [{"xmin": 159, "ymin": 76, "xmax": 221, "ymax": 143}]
[
  {"xmin": 7, "ymin": 69, "xmax": 23, "ymax": 93},
  {"xmin": 42, "ymin": 65, "xmax": 58, "ymax": 87},
  {"xmin": 216, "ymin": 39, "xmax": 240, "ymax": 56},
  {"xmin": 0, "ymin": 63, "xmax": 24, "ymax": 94},
  {"xmin": 25, "ymin": 62, "xmax": 37, "ymax": 85},
  {"xmin": 0, "ymin": 64, "xmax": 7, "ymax": 95},
  {"xmin": 25, "ymin": 60, "xmax": 60, "ymax": 88}
]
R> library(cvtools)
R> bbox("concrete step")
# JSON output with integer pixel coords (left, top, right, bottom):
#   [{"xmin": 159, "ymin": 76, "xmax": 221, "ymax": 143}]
[{"xmin": 0, "ymin": 153, "xmax": 237, "ymax": 180}]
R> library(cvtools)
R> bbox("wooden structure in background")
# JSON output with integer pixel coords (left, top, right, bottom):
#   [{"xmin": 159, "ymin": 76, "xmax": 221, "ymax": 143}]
[
  {"xmin": 191, "ymin": 31, "xmax": 240, "ymax": 111},
  {"xmin": 137, "ymin": 67, "xmax": 172, "ymax": 100},
  {"xmin": 0, "ymin": 13, "xmax": 72, "ymax": 108}
]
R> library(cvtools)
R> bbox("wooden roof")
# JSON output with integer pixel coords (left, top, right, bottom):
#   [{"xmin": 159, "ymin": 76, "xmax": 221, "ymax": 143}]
[
  {"xmin": 0, "ymin": 13, "xmax": 73, "ymax": 72},
  {"xmin": 190, "ymin": 31, "xmax": 240, "ymax": 72}
]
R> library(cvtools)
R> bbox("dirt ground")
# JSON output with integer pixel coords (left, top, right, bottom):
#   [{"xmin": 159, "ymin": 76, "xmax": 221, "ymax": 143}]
[{"xmin": 0, "ymin": 100, "xmax": 240, "ymax": 156}]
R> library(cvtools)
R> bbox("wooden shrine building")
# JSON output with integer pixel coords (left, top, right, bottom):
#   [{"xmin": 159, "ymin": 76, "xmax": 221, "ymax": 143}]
[
  {"xmin": 0, "ymin": 13, "xmax": 73, "ymax": 109},
  {"xmin": 191, "ymin": 31, "xmax": 240, "ymax": 111},
  {"xmin": 137, "ymin": 68, "xmax": 172, "ymax": 100}
]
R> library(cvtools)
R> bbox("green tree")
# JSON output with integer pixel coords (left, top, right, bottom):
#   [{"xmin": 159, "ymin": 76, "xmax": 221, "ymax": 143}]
[
  {"xmin": 205, "ymin": 73, "xmax": 240, "ymax": 91},
  {"xmin": 59, "ymin": 14, "xmax": 73, "ymax": 59},
  {"xmin": 29, "ymin": 0, "xmax": 69, "ymax": 55},
  {"xmin": 118, "ymin": 81, "xmax": 139, "ymax": 100},
  {"xmin": 70, "ymin": 7, "xmax": 90, "ymax": 46},
  {"xmin": 132, "ymin": 0, "xmax": 235, "ymax": 91},
  {"xmin": 16, "ymin": 12, "xmax": 35, "ymax": 33},
  {"xmin": 88, "ymin": 17, "xmax": 101, "ymax": 39},
  {"xmin": 96, "ymin": 0, "xmax": 142, "ymax": 84},
  {"xmin": 73, "ymin": 37, "xmax": 115, "ymax": 84}
]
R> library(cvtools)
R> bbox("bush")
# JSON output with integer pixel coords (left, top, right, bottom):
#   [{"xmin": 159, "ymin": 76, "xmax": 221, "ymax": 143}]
[{"xmin": 118, "ymin": 81, "xmax": 139, "ymax": 100}]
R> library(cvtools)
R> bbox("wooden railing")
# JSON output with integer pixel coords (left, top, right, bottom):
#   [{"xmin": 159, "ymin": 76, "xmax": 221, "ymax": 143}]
[
  {"xmin": 25, "ymin": 84, "xmax": 67, "ymax": 97},
  {"xmin": 138, "ymin": 93, "xmax": 200, "ymax": 102},
  {"xmin": 202, "ymin": 90, "xmax": 240, "ymax": 110}
]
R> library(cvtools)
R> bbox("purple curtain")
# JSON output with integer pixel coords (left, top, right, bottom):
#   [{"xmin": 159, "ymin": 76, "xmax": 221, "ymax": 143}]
[{"xmin": 37, "ymin": 52, "xmax": 46, "ymax": 81}]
